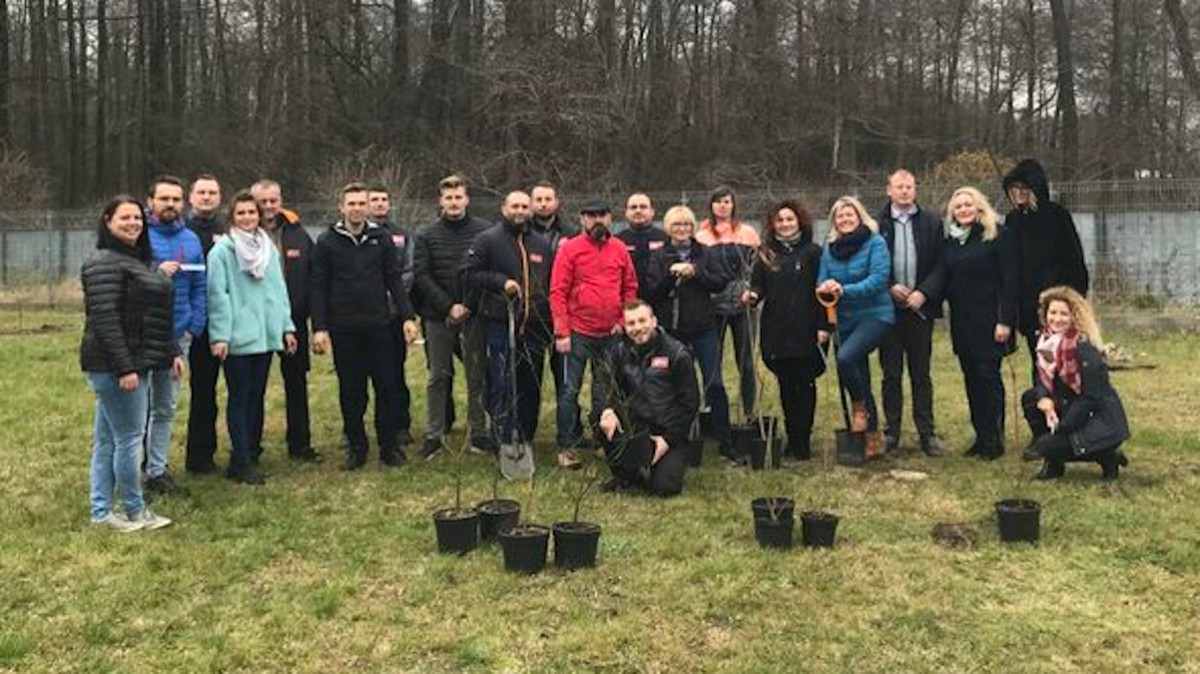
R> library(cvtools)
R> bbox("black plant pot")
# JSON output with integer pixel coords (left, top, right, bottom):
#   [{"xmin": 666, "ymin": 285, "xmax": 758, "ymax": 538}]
[
  {"xmin": 800, "ymin": 510, "xmax": 839, "ymax": 548},
  {"xmin": 753, "ymin": 516, "xmax": 795, "ymax": 549},
  {"xmin": 476, "ymin": 499, "xmax": 521, "ymax": 542},
  {"xmin": 687, "ymin": 438, "xmax": 705, "ymax": 467},
  {"xmin": 835, "ymin": 429, "xmax": 866, "ymax": 467},
  {"xmin": 553, "ymin": 521, "xmax": 602, "ymax": 570},
  {"xmin": 751, "ymin": 496, "xmax": 795, "ymax": 522},
  {"xmin": 746, "ymin": 437, "xmax": 784, "ymax": 470},
  {"xmin": 498, "ymin": 524, "xmax": 550, "ymax": 574},
  {"xmin": 432, "ymin": 508, "xmax": 480, "ymax": 555},
  {"xmin": 995, "ymin": 499, "xmax": 1041, "ymax": 543}
]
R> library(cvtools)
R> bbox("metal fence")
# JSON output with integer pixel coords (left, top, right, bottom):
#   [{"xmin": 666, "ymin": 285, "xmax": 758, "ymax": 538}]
[{"xmin": 3, "ymin": 180, "xmax": 1198, "ymax": 306}]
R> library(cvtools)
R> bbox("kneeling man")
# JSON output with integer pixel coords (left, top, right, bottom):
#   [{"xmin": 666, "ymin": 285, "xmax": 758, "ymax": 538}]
[{"xmin": 597, "ymin": 300, "xmax": 698, "ymax": 496}]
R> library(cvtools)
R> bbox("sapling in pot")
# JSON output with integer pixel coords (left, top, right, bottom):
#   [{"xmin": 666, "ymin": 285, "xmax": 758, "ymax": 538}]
[
  {"xmin": 554, "ymin": 464, "xmax": 604, "ymax": 570},
  {"xmin": 751, "ymin": 494, "xmax": 795, "ymax": 549},
  {"xmin": 497, "ymin": 474, "xmax": 550, "ymax": 574},
  {"xmin": 432, "ymin": 435, "xmax": 481, "ymax": 555},
  {"xmin": 476, "ymin": 468, "xmax": 520, "ymax": 542},
  {"xmin": 995, "ymin": 364, "xmax": 1042, "ymax": 544}
]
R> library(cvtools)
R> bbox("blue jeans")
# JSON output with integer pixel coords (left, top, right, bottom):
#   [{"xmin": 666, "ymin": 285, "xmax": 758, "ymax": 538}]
[
  {"xmin": 836, "ymin": 319, "xmax": 892, "ymax": 432},
  {"xmin": 556, "ymin": 333, "xmax": 616, "ymax": 448},
  {"xmin": 223, "ymin": 353, "xmax": 272, "ymax": 475},
  {"xmin": 144, "ymin": 335, "xmax": 189, "ymax": 478},
  {"xmin": 486, "ymin": 321, "xmax": 547, "ymax": 445},
  {"xmin": 88, "ymin": 372, "xmax": 148, "ymax": 520},
  {"xmin": 676, "ymin": 329, "xmax": 731, "ymax": 445}
]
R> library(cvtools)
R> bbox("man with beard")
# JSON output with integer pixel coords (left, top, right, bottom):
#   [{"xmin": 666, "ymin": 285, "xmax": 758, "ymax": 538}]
[
  {"xmin": 549, "ymin": 199, "xmax": 638, "ymax": 469},
  {"xmin": 368, "ymin": 184, "xmax": 416, "ymax": 448},
  {"xmin": 412, "ymin": 174, "xmax": 494, "ymax": 459},
  {"xmin": 251, "ymin": 179, "xmax": 321, "ymax": 464},
  {"xmin": 597, "ymin": 300, "xmax": 698, "ymax": 496},
  {"xmin": 311, "ymin": 183, "xmax": 418, "ymax": 470},
  {"xmin": 183, "ymin": 174, "xmax": 228, "ymax": 475},
  {"xmin": 462, "ymin": 191, "xmax": 554, "ymax": 464},
  {"xmin": 144, "ymin": 175, "xmax": 205, "ymax": 495},
  {"xmin": 616, "ymin": 192, "xmax": 667, "ymax": 298}
]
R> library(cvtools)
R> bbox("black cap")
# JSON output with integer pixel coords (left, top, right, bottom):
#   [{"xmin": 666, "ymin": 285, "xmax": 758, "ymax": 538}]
[{"xmin": 579, "ymin": 199, "xmax": 611, "ymax": 215}]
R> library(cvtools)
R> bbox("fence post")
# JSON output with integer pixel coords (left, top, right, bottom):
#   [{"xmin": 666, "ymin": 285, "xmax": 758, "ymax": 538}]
[{"xmin": 1, "ymin": 229, "xmax": 7, "ymax": 287}]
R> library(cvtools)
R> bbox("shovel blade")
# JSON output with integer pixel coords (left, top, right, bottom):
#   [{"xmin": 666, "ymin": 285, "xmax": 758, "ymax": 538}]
[{"xmin": 500, "ymin": 441, "xmax": 536, "ymax": 480}]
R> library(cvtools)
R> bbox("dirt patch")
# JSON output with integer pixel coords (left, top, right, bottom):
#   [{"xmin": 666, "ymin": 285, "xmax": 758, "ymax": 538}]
[{"xmin": 0, "ymin": 323, "xmax": 68, "ymax": 336}]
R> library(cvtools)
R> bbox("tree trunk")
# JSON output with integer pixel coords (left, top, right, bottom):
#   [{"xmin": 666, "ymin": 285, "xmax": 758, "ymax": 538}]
[
  {"xmin": 1164, "ymin": 0, "xmax": 1200, "ymax": 99},
  {"xmin": 0, "ymin": 0, "xmax": 10, "ymax": 145},
  {"xmin": 1049, "ymin": 0, "xmax": 1078, "ymax": 178}
]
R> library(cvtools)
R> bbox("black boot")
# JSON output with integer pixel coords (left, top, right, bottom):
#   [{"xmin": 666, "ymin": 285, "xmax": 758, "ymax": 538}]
[
  {"xmin": 1034, "ymin": 460, "xmax": 1064, "ymax": 480},
  {"xmin": 1098, "ymin": 451, "xmax": 1121, "ymax": 481}
]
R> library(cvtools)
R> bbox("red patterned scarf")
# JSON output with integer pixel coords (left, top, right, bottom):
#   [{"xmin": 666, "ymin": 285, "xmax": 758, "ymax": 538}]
[{"xmin": 1036, "ymin": 329, "xmax": 1082, "ymax": 395}]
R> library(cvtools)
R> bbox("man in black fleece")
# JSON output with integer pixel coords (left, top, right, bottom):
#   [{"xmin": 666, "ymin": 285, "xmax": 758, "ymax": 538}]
[
  {"xmin": 1002, "ymin": 158, "xmax": 1089, "ymax": 370},
  {"xmin": 311, "ymin": 182, "xmax": 418, "ymax": 470},
  {"xmin": 412, "ymin": 174, "xmax": 494, "ymax": 458},
  {"xmin": 616, "ymin": 192, "xmax": 667, "ymax": 299},
  {"xmin": 597, "ymin": 300, "xmax": 698, "ymax": 497},
  {"xmin": 368, "ymin": 184, "xmax": 416, "ymax": 447},
  {"xmin": 184, "ymin": 174, "xmax": 226, "ymax": 474}
]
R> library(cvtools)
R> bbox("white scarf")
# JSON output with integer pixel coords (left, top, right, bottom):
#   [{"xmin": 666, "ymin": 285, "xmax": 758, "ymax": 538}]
[{"xmin": 230, "ymin": 227, "xmax": 271, "ymax": 280}]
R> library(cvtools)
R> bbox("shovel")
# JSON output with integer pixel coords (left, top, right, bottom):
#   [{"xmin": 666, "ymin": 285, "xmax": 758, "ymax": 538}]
[
  {"xmin": 817, "ymin": 291, "xmax": 867, "ymax": 467},
  {"xmin": 499, "ymin": 298, "xmax": 535, "ymax": 480}
]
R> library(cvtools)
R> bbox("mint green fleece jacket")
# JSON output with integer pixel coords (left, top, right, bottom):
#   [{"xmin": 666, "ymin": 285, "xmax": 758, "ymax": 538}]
[{"xmin": 206, "ymin": 236, "xmax": 295, "ymax": 355}]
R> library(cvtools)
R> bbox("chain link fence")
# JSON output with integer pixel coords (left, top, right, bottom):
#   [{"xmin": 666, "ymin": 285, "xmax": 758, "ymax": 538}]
[{"xmin": 2, "ymin": 180, "xmax": 1198, "ymax": 308}]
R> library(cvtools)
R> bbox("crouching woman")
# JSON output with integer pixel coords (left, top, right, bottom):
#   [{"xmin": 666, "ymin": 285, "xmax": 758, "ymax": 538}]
[{"xmin": 1021, "ymin": 286, "xmax": 1130, "ymax": 481}]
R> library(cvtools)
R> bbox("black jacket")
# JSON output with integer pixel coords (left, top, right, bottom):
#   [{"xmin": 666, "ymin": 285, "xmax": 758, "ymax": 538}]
[
  {"xmin": 412, "ymin": 214, "xmax": 494, "ymax": 319},
  {"xmin": 875, "ymin": 202, "xmax": 947, "ymax": 319},
  {"xmin": 80, "ymin": 244, "xmax": 180, "ymax": 375},
  {"xmin": 311, "ymin": 221, "xmax": 413, "ymax": 331},
  {"xmin": 941, "ymin": 224, "xmax": 1019, "ymax": 360},
  {"xmin": 748, "ymin": 233, "xmax": 829, "ymax": 363},
  {"xmin": 378, "ymin": 219, "xmax": 415, "ymax": 294},
  {"xmin": 531, "ymin": 212, "xmax": 578, "ymax": 258},
  {"xmin": 1032, "ymin": 340, "xmax": 1129, "ymax": 455},
  {"xmin": 265, "ymin": 213, "xmax": 314, "ymax": 330},
  {"xmin": 1002, "ymin": 159, "xmax": 1090, "ymax": 337},
  {"xmin": 610, "ymin": 328, "xmax": 699, "ymax": 453},
  {"xmin": 644, "ymin": 239, "xmax": 731, "ymax": 336},
  {"xmin": 186, "ymin": 212, "xmax": 225, "ymax": 257},
  {"xmin": 616, "ymin": 224, "xmax": 669, "ymax": 299},
  {"xmin": 461, "ymin": 217, "xmax": 553, "ymax": 336}
]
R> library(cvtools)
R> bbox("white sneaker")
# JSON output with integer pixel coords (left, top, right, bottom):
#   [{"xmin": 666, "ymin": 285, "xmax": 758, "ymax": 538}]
[
  {"xmin": 92, "ymin": 512, "xmax": 145, "ymax": 533},
  {"xmin": 128, "ymin": 508, "xmax": 173, "ymax": 531}
]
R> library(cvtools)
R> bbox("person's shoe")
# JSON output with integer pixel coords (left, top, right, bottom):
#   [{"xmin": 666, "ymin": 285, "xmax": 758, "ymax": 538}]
[
  {"xmin": 865, "ymin": 431, "xmax": 885, "ymax": 459},
  {"xmin": 1116, "ymin": 450, "xmax": 1130, "ymax": 468},
  {"xmin": 186, "ymin": 461, "xmax": 218, "ymax": 476},
  {"xmin": 850, "ymin": 402, "xmax": 869, "ymax": 433},
  {"xmin": 227, "ymin": 466, "xmax": 266, "ymax": 485},
  {"xmin": 128, "ymin": 508, "xmax": 173, "ymax": 530},
  {"xmin": 469, "ymin": 435, "xmax": 500, "ymax": 456},
  {"xmin": 885, "ymin": 433, "xmax": 900, "ymax": 453},
  {"xmin": 144, "ymin": 472, "xmax": 182, "ymax": 497},
  {"xmin": 420, "ymin": 438, "xmax": 443, "ymax": 460},
  {"xmin": 396, "ymin": 429, "xmax": 413, "ymax": 448},
  {"xmin": 573, "ymin": 437, "xmax": 598, "ymax": 452},
  {"xmin": 288, "ymin": 448, "xmax": 324, "ymax": 463},
  {"xmin": 92, "ymin": 512, "xmax": 144, "ymax": 533},
  {"xmin": 341, "ymin": 455, "xmax": 366, "ymax": 472},
  {"xmin": 719, "ymin": 444, "xmax": 749, "ymax": 468},
  {"xmin": 920, "ymin": 435, "xmax": 945, "ymax": 458},
  {"xmin": 977, "ymin": 441, "xmax": 1004, "ymax": 461},
  {"xmin": 556, "ymin": 449, "xmax": 582, "ymax": 470},
  {"xmin": 381, "ymin": 450, "xmax": 408, "ymax": 468},
  {"xmin": 1021, "ymin": 442, "xmax": 1042, "ymax": 462},
  {"xmin": 1099, "ymin": 452, "xmax": 1121, "ymax": 481},
  {"xmin": 964, "ymin": 441, "xmax": 982, "ymax": 458},
  {"xmin": 1034, "ymin": 461, "xmax": 1064, "ymax": 480},
  {"xmin": 600, "ymin": 477, "xmax": 632, "ymax": 493}
]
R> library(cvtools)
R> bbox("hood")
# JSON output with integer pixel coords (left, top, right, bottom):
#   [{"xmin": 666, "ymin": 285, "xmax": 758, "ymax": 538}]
[{"xmin": 1002, "ymin": 158, "xmax": 1051, "ymax": 206}]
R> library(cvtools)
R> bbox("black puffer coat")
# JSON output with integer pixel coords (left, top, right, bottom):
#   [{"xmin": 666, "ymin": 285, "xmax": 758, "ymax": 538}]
[
  {"xmin": 412, "ymin": 214, "xmax": 494, "ymax": 319},
  {"xmin": 461, "ymin": 217, "xmax": 553, "ymax": 336},
  {"xmin": 80, "ymin": 241, "xmax": 179, "ymax": 375},
  {"xmin": 1002, "ymin": 159, "xmax": 1089, "ymax": 337}
]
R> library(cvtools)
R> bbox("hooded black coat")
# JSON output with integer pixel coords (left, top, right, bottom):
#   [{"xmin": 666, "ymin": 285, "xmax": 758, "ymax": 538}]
[{"xmin": 1002, "ymin": 159, "xmax": 1089, "ymax": 338}]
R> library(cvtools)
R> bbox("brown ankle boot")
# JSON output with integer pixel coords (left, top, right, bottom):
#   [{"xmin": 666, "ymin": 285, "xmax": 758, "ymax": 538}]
[
  {"xmin": 850, "ymin": 401, "xmax": 868, "ymax": 433},
  {"xmin": 865, "ymin": 431, "xmax": 885, "ymax": 459}
]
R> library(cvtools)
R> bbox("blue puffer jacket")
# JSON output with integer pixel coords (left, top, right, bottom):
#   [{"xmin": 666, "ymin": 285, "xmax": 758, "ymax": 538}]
[
  {"xmin": 818, "ymin": 232, "xmax": 895, "ymax": 333},
  {"xmin": 147, "ymin": 214, "xmax": 207, "ymax": 339}
]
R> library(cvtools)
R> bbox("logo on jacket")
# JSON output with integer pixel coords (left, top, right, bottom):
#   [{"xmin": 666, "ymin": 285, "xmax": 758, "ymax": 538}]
[
  {"xmin": 392, "ymin": 234, "xmax": 406, "ymax": 246},
  {"xmin": 530, "ymin": 253, "xmax": 544, "ymax": 264},
  {"xmin": 286, "ymin": 248, "xmax": 301, "ymax": 258},
  {"xmin": 648, "ymin": 241, "xmax": 665, "ymax": 251},
  {"xmin": 650, "ymin": 356, "xmax": 669, "ymax": 369}
]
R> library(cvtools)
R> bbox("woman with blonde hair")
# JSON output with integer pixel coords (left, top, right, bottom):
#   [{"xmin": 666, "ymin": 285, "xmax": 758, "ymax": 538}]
[
  {"xmin": 940, "ymin": 186, "xmax": 1018, "ymax": 460},
  {"xmin": 816, "ymin": 196, "xmax": 894, "ymax": 455},
  {"xmin": 1020, "ymin": 286, "xmax": 1129, "ymax": 480}
]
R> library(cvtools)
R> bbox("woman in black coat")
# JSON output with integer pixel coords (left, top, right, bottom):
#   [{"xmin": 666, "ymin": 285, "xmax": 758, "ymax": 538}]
[
  {"xmin": 1021, "ymin": 286, "xmax": 1129, "ymax": 480},
  {"xmin": 940, "ymin": 187, "xmax": 1018, "ymax": 460},
  {"xmin": 645, "ymin": 205, "xmax": 736, "ymax": 459},
  {"xmin": 81, "ymin": 196, "xmax": 180, "ymax": 531},
  {"xmin": 742, "ymin": 199, "xmax": 827, "ymax": 460},
  {"xmin": 1002, "ymin": 158, "xmax": 1089, "ymax": 365}
]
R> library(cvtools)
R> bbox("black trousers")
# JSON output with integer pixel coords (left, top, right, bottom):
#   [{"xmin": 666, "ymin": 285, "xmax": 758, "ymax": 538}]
[
  {"xmin": 273, "ymin": 330, "xmax": 312, "ymax": 457},
  {"xmin": 1020, "ymin": 389, "xmax": 1120, "ymax": 468},
  {"xmin": 879, "ymin": 311, "xmax": 936, "ymax": 439},
  {"xmin": 602, "ymin": 430, "xmax": 686, "ymax": 497},
  {"xmin": 223, "ymin": 352, "xmax": 271, "ymax": 475},
  {"xmin": 717, "ymin": 310, "xmax": 757, "ymax": 421},
  {"xmin": 958, "ymin": 355, "xmax": 1005, "ymax": 445},
  {"xmin": 185, "ymin": 330, "xmax": 222, "ymax": 470},
  {"xmin": 331, "ymin": 326, "xmax": 400, "ymax": 461},
  {"xmin": 390, "ymin": 317, "xmax": 412, "ymax": 442},
  {"xmin": 764, "ymin": 356, "xmax": 818, "ymax": 459}
]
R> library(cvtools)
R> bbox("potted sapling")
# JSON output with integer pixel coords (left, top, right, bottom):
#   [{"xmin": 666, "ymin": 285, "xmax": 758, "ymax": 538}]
[
  {"xmin": 554, "ymin": 463, "xmax": 604, "ymax": 570},
  {"xmin": 431, "ymin": 435, "xmax": 480, "ymax": 555},
  {"xmin": 497, "ymin": 475, "xmax": 550, "ymax": 574}
]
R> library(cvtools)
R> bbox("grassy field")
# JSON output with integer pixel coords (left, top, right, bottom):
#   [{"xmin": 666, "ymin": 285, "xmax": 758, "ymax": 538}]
[{"xmin": 1, "ymin": 307, "xmax": 1198, "ymax": 673}]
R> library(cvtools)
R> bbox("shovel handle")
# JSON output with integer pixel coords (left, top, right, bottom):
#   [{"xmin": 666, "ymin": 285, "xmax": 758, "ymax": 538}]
[{"xmin": 816, "ymin": 290, "xmax": 839, "ymax": 326}]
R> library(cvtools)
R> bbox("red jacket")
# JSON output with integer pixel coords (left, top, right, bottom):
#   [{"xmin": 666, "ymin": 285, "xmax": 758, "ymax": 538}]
[{"xmin": 550, "ymin": 234, "xmax": 638, "ymax": 338}]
